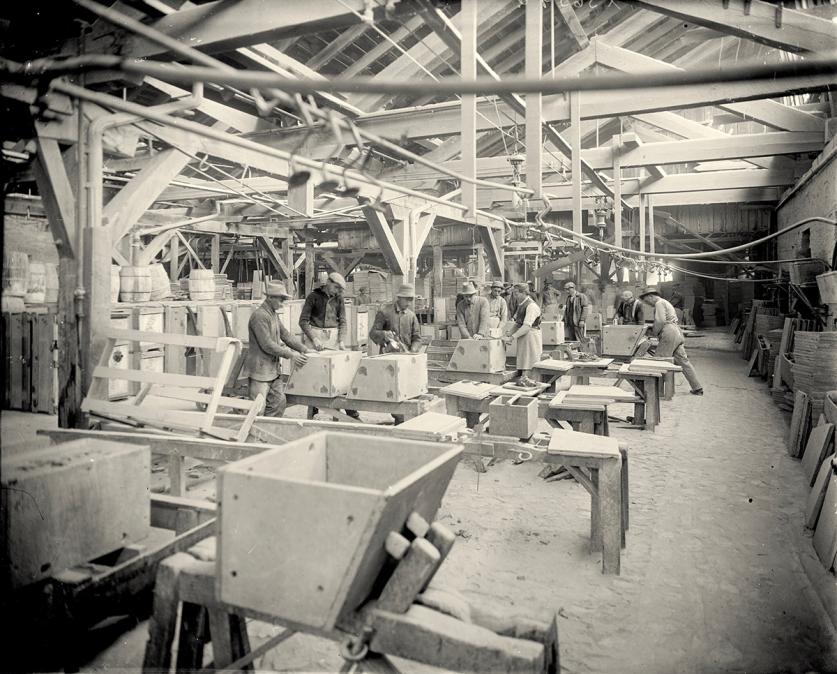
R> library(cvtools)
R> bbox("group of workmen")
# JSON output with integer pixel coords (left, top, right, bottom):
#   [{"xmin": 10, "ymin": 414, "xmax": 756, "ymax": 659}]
[{"xmin": 246, "ymin": 274, "xmax": 702, "ymax": 420}]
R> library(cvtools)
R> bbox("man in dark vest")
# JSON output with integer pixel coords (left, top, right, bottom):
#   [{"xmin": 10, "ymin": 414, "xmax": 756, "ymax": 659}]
[
  {"xmin": 563, "ymin": 281, "xmax": 591, "ymax": 341},
  {"xmin": 615, "ymin": 290, "xmax": 643, "ymax": 325}
]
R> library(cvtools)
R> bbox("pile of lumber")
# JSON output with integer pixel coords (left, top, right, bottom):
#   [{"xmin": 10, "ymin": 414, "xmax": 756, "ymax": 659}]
[{"xmin": 793, "ymin": 332, "xmax": 837, "ymax": 418}]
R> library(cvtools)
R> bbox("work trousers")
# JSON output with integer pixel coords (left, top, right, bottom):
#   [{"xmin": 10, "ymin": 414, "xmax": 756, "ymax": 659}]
[
  {"xmin": 565, "ymin": 323, "xmax": 586, "ymax": 342},
  {"xmin": 249, "ymin": 377, "xmax": 287, "ymax": 417},
  {"xmin": 656, "ymin": 324, "xmax": 702, "ymax": 392}
]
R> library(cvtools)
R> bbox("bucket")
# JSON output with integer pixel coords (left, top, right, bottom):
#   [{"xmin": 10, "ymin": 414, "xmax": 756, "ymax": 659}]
[
  {"xmin": 3, "ymin": 251, "xmax": 28, "ymax": 296},
  {"xmin": 44, "ymin": 263, "xmax": 59, "ymax": 303},
  {"xmin": 817, "ymin": 271, "xmax": 837, "ymax": 304},
  {"xmin": 111, "ymin": 265, "xmax": 121, "ymax": 304},
  {"xmin": 1, "ymin": 292, "xmax": 25, "ymax": 313},
  {"xmin": 24, "ymin": 261, "xmax": 46, "ymax": 304},
  {"xmin": 120, "ymin": 266, "xmax": 152, "ymax": 302},
  {"xmin": 149, "ymin": 264, "xmax": 172, "ymax": 301},
  {"xmin": 188, "ymin": 268, "xmax": 215, "ymax": 301}
]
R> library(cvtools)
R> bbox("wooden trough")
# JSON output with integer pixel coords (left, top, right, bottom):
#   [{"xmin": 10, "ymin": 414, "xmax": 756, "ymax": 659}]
[{"xmin": 216, "ymin": 431, "xmax": 462, "ymax": 631}]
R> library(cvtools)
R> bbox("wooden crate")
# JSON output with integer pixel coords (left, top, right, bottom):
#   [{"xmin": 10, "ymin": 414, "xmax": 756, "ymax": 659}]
[
  {"xmin": 347, "ymin": 353, "xmax": 428, "ymax": 402},
  {"xmin": 447, "ymin": 338, "xmax": 506, "ymax": 373},
  {"xmin": 216, "ymin": 431, "xmax": 462, "ymax": 630},
  {"xmin": 601, "ymin": 325, "xmax": 647, "ymax": 357},
  {"xmin": 489, "ymin": 394, "xmax": 538, "ymax": 439},
  {"xmin": 1, "ymin": 439, "xmax": 150, "ymax": 590},
  {"xmin": 285, "ymin": 351, "xmax": 363, "ymax": 397}
]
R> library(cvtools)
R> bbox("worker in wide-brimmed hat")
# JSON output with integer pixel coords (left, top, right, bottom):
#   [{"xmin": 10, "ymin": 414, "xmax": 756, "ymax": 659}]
[
  {"xmin": 299, "ymin": 271, "xmax": 360, "ymax": 419},
  {"xmin": 639, "ymin": 286, "xmax": 703, "ymax": 395},
  {"xmin": 504, "ymin": 282, "xmax": 542, "ymax": 386},
  {"xmin": 563, "ymin": 281, "xmax": 591, "ymax": 342},
  {"xmin": 247, "ymin": 282, "xmax": 312, "ymax": 417},
  {"xmin": 369, "ymin": 283, "xmax": 423, "ymax": 424},
  {"xmin": 487, "ymin": 280, "xmax": 509, "ymax": 329},
  {"xmin": 456, "ymin": 280, "xmax": 490, "ymax": 339}
]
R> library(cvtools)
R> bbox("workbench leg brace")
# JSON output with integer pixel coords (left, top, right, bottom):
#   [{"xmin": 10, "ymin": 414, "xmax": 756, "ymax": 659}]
[{"xmin": 143, "ymin": 519, "xmax": 560, "ymax": 673}]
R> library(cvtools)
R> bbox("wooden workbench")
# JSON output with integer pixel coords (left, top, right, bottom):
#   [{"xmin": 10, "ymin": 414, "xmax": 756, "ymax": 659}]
[{"xmin": 286, "ymin": 392, "xmax": 444, "ymax": 422}]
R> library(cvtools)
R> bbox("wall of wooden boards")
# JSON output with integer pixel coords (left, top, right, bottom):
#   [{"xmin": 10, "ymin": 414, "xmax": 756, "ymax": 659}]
[{"xmin": 2, "ymin": 311, "xmax": 58, "ymax": 414}]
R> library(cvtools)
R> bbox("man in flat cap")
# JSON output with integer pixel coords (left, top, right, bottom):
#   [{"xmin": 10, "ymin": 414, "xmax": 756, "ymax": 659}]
[
  {"xmin": 615, "ymin": 289, "xmax": 643, "ymax": 325},
  {"xmin": 639, "ymin": 286, "xmax": 703, "ymax": 395},
  {"xmin": 504, "ymin": 282, "xmax": 543, "ymax": 386},
  {"xmin": 487, "ymin": 280, "xmax": 509, "ymax": 330},
  {"xmin": 299, "ymin": 271, "xmax": 348, "ymax": 351},
  {"xmin": 563, "ymin": 281, "xmax": 591, "ymax": 342},
  {"xmin": 456, "ymin": 280, "xmax": 490, "ymax": 339},
  {"xmin": 299, "ymin": 271, "xmax": 359, "ymax": 419},
  {"xmin": 369, "ymin": 283, "xmax": 423, "ymax": 424},
  {"xmin": 247, "ymin": 282, "xmax": 311, "ymax": 417}
]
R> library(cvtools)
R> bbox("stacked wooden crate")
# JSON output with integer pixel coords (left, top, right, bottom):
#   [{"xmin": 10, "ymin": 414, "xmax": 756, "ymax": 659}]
[
  {"xmin": 1, "ymin": 310, "xmax": 58, "ymax": 413},
  {"xmin": 793, "ymin": 332, "xmax": 837, "ymax": 418}
]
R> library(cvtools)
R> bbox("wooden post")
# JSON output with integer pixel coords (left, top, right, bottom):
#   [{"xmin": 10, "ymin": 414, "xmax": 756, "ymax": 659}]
[
  {"xmin": 169, "ymin": 235, "xmax": 180, "ymax": 283},
  {"xmin": 647, "ymin": 195, "xmax": 655, "ymax": 256},
  {"xmin": 570, "ymin": 91, "xmax": 582, "ymax": 235},
  {"xmin": 612, "ymin": 134, "xmax": 622, "ymax": 250},
  {"xmin": 211, "ymin": 235, "xmax": 221, "ymax": 273},
  {"xmin": 638, "ymin": 194, "xmax": 646, "ymax": 254},
  {"xmin": 433, "ymin": 245, "xmax": 443, "ymax": 302},
  {"xmin": 461, "ymin": 0, "xmax": 477, "ymax": 217},
  {"xmin": 525, "ymin": 0, "xmax": 542, "ymax": 199},
  {"xmin": 304, "ymin": 242, "xmax": 315, "ymax": 295},
  {"xmin": 281, "ymin": 237, "xmax": 294, "ymax": 295},
  {"xmin": 475, "ymin": 244, "xmax": 486, "ymax": 285}
]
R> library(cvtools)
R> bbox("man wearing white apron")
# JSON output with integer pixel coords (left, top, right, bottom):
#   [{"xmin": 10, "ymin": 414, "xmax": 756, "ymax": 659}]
[
  {"xmin": 487, "ymin": 280, "xmax": 509, "ymax": 331},
  {"xmin": 504, "ymin": 283, "xmax": 542, "ymax": 387}
]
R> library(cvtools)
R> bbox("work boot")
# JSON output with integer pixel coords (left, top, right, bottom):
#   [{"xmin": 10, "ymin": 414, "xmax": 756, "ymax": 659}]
[
  {"xmin": 690, "ymin": 388, "xmax": 704, "ymax": 396},
  {"xmin": 345, "ymin": 409, "xmax": 361, "ymax": 420}
]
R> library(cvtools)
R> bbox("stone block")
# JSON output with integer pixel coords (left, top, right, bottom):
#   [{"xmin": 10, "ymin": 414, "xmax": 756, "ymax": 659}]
[
  {"xmin": 285, "ymin": 350, "xmax": 363, "ymax": 397},
  {"xmin": 347, "ymin": 353, "xmax": 428, "ymax": 402},
  {"xmin": 541, "ymin": 321, "xmax": 565, "ymax": 345},
  {"xmin": 447, "ymin": 339, "xmax": 506, "ymax": 374}
]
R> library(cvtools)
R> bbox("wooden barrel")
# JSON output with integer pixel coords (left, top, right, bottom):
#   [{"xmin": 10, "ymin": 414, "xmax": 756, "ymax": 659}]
[
  {"xmin": 1, "ymin": 292, "xmax": 25, "ymax": 313},
  {"xmin": 188, "ymin": 268, "xmax": 215, "ymax": 301},
  {"xmin": 149, "ymin": 264, "xmax": 172, "ymax": 301},
  {"xmin": 3, "ymin": 251, "xmax": 28, "ymax": 296},
  {"xmin": 24, "ymin": 261, "xmax": 46, "ymax": 304},
  {"xmin": 120, "ymin": 266, "xmax": 152, "ymax": 302},
  {"xmin": 44, "ymin": 262, "xmax": 59, "ymax": 303},
  {"xmin": 111, "ymin": 265, "xmax": 121, "ymax": 303}
]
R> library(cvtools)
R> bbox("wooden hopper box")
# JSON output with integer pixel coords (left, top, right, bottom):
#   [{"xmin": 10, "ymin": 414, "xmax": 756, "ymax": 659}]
[
  {"xmin": 1, "ymin": 439, "xmax": 150, "ymax": 590},
  {"xmin": 347, "ymin": 353, "xmax": 428, "ymax": 402},
  {"xmin": 285, "ymin": 351, "xmax": 363, "ymax": 397},
  {"xmin": 541, "ymin": 321, "xmax": 565, "ymax": 346},
  {"xmin": 216, "ymin": 432, "xmax": 462, "ymax": 631}
]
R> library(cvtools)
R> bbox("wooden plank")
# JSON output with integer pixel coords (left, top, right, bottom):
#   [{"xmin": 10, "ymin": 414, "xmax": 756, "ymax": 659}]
[
  {"xmin": 9, "ymin": 314, "xmax": 23, "ymax": 410},
  {"xmin": 813, "ymin": 473, "xmax": 837, "ymax": 571},
  {"xmin": 788, "ymin": 391, "xmax": 812, "ymax": 458},
  {"xmin": 806, "ymin": 456, "xmax": 835, "ymax": 529},
  {"xmin": 802, "ymin": 423, "xmax": 835, "ymax": 487},
  {"xmin": 91, "ymin": 367, "xmax": 219, "ymax": 389},
  {"xmin": 20, "ymin": 314, "xmax": 32, "ymax": 412},
  {"xmin": 32, "ymin": 136, "xmax": 76, "ymax": 258},
  {"xmin": 103, "ymin": 328, "xmax": 232, "ymax": 351}
]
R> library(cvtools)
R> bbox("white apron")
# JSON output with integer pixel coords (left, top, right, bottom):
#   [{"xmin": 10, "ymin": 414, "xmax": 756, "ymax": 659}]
[{"xmin": 515, "ymin": 328, "xmax": 542, "ymax": 371}]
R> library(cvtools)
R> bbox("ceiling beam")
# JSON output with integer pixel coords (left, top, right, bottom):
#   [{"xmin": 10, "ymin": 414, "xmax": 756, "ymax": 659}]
[
  {"xmin": 632, "ymin": 0, "xmax": 837, "ymax": 54},
  {"xmin": 307, "ymin": 23, "xmax": 368, "ymax": 71},
  {"xmin": 593, "ymin": 39, "xmax": 827, "ymax": 132},
  {"xmin": 113, "ymin": 0, "xmax": 422, "ymax": 59},
  {"xmin": 556, "ymin": 2, "xmax": 589, "ymax": 49}
]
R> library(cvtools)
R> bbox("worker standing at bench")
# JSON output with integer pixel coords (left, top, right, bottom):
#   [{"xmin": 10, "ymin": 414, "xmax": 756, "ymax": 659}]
[
  {"xmin": 487, "ymin": 280, "xmax": 509, "ymax": 330},
  {"xmin": 456, "ymin": 280, "xmax": 490, "ymax": 339},
  {"xmin": 563, "ymin": 281, "xmax": 591, "ymax": 341},
  {"xmin": 505, "ymin": 282, "xmax": 542, "ymax": 387},
  {"xmin": 639, "ymin": 286, "xmax": 704, "ymax": 396},
  {"xmin": 369, "ymin": 283, "xmax": 423, "ymax": 424},
  {"xmin": 247, "ymin": 282, "xmax": 311, "ymax": 417},
  {"xmin": 299, "ymin": 271, "xmax": 359, "ymax": 419}
]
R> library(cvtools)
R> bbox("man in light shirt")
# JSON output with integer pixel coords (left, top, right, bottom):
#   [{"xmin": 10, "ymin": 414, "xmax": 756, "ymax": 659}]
[
  {"xmin": 639, "ymin": 287, "xmax": 703, "ymax": 395},
  {"xmin": 504, "ymin": 282, "xmax": 542, "ymax": 387},
  {"xmin": 487, "ymin": 280, "xmax": 509, "ymax": 329}
]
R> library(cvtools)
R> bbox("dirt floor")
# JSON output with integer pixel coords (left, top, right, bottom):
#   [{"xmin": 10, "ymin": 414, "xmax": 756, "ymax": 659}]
[{"xmin": 2, "ymin": 331, "xmax": 836, "ymax": 673}]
